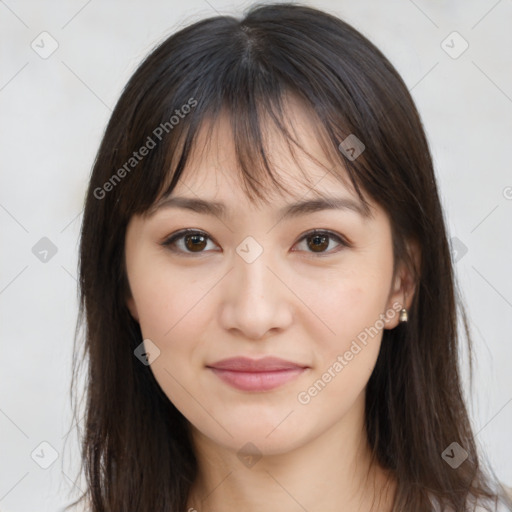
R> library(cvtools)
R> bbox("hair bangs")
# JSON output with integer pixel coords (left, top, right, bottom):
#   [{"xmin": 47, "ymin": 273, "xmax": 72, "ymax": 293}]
[{"xmin": 139, "ymin": 76, "xmax": 373, "ymax": 221}]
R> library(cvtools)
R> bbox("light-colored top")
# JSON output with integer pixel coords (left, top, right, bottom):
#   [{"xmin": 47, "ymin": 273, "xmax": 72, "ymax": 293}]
[
  {"xmin": 62, "ymin": 486, "xmax": 512, "ymax": 511},
  {"xmin": 430, "ymin": 488, "xmax": 512, "ymax": 512}
]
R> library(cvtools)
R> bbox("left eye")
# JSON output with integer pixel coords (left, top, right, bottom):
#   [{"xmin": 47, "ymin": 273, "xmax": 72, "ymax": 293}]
[
  {"xmin": 293, "ymin": 230, "xmax": 348, "ymax": 255},
  {"xmin": 161, "ymin": 229, "xmax": 349, "ymax": 256}
]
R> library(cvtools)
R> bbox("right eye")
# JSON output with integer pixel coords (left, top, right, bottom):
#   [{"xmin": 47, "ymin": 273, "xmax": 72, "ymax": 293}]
[{"xmin": 161, "ymin": 229, "xmax": 219, "ymax": 255}]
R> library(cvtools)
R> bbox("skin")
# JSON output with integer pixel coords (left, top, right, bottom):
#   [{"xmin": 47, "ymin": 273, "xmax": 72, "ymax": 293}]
[{"xmin": 125, "ymin": 98, "xmax": 418, "ymax": 512}]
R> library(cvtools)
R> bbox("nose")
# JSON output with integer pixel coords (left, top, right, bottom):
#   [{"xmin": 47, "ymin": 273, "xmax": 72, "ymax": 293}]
[{"xmin": 218, "ymin": 245, "xmax": 294, "ymax": 341}]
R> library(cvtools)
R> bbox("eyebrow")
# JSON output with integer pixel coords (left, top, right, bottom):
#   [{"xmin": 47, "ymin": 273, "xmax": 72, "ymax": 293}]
[{"xmin": 150, "ymin": 194, "xmax": 372, "ymax": 220}]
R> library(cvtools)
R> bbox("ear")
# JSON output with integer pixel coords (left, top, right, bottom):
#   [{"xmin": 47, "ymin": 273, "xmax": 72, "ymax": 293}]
[
  {"xmin": 126, "ymin": 293, "xmax": 139, "ymax": 323},
  {"xmin": 383, "ymin": 239, "xmax": 420, "ymax": 330}
]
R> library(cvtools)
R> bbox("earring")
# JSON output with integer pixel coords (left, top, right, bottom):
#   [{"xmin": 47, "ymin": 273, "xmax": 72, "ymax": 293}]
[{"xmin": 399, "ymin": 290, "xmax": 408, "ymax": 322}]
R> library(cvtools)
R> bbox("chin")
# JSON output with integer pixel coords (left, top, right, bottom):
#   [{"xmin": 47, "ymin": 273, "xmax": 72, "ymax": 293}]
[{"xmin": 191, "ymin": 413, "xmax": 314, "ymax": 458}]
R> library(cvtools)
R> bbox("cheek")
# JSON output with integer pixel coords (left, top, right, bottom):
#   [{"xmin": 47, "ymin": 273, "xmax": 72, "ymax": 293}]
[
  {"xmin": 304, "ymin": 259, "xmax": 393, "ymax": 355},
  {"xmin": 132, "ymin": 279, "xmax": 173, "ymax": 340},
  {"xmin": 130, "ymin": 266, "xmax": 210, "ymax": 404},
  {"xmin": 295, "ymin": 276, "xmax": 389, "ymax": 416},
  {"xmin": 129, "ymin": 258, "xmax": 207, "ymax": 341}
]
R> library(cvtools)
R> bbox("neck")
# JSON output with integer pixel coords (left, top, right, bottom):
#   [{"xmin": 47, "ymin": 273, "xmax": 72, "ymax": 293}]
[{"xmin": 186, "ymin": 395, "xmax": 396, "ymax": 512}]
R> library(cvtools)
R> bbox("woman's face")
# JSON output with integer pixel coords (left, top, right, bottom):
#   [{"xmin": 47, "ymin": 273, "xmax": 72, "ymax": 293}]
[{"xmin": 124, "ymin": 102, "xmax": 409, "ymax": 458}]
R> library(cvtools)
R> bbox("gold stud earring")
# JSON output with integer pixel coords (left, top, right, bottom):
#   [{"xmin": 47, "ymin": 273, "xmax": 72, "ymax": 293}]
[{"xmin": 399, "ymin": 290, "xmax": 408, "ymax": 322}]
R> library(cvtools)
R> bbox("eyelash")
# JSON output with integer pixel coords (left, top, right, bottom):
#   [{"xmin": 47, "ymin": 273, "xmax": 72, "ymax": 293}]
[{"xmin": 160, "ymin": 228, "xmax": 351, "ymax": 257}]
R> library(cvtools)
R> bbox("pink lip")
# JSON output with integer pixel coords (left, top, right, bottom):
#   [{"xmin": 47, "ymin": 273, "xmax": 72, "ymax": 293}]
[{"xmin": 207, "ymin": 357, "xmax": 308, "ymax": 391}]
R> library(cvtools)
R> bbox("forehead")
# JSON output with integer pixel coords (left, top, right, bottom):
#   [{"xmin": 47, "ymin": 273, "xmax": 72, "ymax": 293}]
[{"xmin": 167, "ymin": 95, "xmax": 363, "ymax": 208}]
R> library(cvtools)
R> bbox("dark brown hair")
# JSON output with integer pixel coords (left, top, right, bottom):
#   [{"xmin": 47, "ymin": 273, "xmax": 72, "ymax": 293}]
[{"xmin": 65, "ymin": 3, "xmax": 512, "ymax": 511}]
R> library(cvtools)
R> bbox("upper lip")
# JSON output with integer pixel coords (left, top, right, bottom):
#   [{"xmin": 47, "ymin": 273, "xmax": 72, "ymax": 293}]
[{"xmin": 207, "ymin": 356, "xmax": 308, "ymax": 372}]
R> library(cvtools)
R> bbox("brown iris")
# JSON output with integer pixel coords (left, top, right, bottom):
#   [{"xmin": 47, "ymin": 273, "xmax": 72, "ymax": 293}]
[
  {"xmin": 175, "ymin": 231, "xmax": 334, "ymax": 254},
  {"xmin": 184, "ymin": 233, "xmax": 208, "ymax": 252},
  {"xmin": 306, "ymin": 233, "xmax": 329, "ymax": 252}
]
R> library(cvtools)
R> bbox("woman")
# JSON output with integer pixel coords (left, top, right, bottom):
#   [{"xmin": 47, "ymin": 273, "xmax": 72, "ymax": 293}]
[{"xmin": 67, "ymin": 3, "xmax": 512, "ymax": 511}]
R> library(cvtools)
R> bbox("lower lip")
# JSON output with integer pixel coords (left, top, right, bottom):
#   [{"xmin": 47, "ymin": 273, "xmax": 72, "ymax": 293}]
[{"xmin": 208, "ymin": 368, "xmax": 306, "ymax": 391}]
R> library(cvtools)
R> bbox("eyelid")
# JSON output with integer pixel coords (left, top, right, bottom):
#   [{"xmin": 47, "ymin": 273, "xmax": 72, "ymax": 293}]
[
  {"xmin": 160, "ymin": 228, "xmax": 351, "ymax": 256},
  {"xmin": 161, "ymin": 229, "xmax": 217, "ymax": 254},
  {"xmin": 292, "ymin": 229, "xmax": 352, "ymax": 255}
]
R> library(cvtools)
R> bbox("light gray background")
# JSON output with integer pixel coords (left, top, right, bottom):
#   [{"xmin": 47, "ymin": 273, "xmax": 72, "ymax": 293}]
[{"xmin": 1, "ymin": 1, "xmax": 511, "ymax": 510}]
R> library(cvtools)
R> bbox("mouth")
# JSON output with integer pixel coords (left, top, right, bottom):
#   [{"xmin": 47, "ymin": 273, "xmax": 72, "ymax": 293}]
[{"xmin": 206, "ymin": 356, "xmax": 309, "ymax": 392}]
